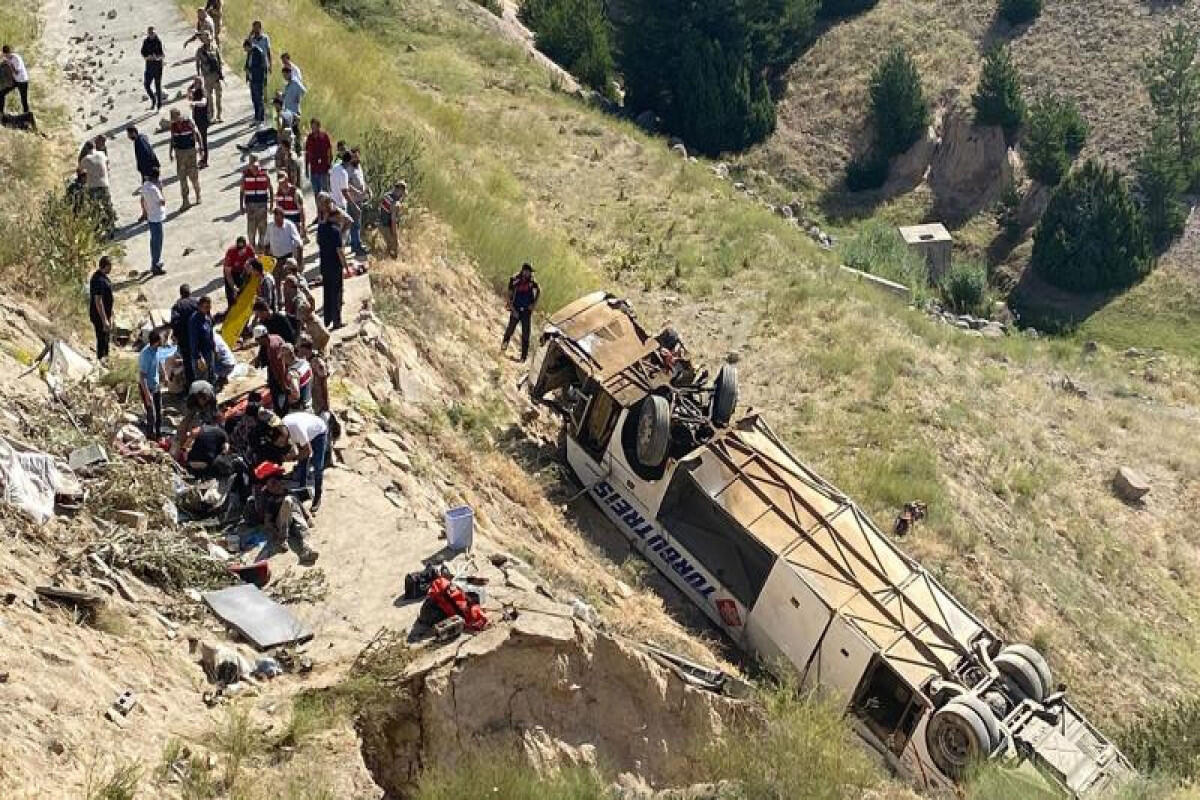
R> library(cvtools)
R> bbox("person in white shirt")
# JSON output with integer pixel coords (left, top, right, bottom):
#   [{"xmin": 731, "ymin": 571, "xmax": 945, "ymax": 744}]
[
  {"xmin": 328, "ymin": 155, "xmax": 350, "ymax": 211},
  {"xmin": 78, "ymin": 140, "xmax": 115, "ymax": 235},
  {"xmin": 140, "ymin": 170, "xmax": 168, "ymax": 275},
  {"xmin": 1, "ymin": 45, "xmax": 30, "ymax": 114},
  {"xmin": 267, "ymin": 206, "xmax": 303, "ymax": 267},
  {"xmin": 280, "ymin": 52, "xmax": 301, "ymax": 83},
  {"xmin": 282, "ymin": 410, "xmax": 328, "ymax": 511}
]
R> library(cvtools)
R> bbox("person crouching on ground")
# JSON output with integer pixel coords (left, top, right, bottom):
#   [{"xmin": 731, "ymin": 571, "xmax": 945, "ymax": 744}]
[
  {"xmin": 280, "ymin": 342, "xmax": 312, "ymax": 411},
  {"xmin": 255, "ymin": 461, "xmax": 318, "ymax": 564}
]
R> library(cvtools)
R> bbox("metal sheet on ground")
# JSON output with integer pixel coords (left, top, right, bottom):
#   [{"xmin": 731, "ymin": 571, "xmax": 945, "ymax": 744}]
[
  {"xmin": 202, "ymin": 582, "xmax": 312, "ymax": 650},
  {"xmin": 220, "ymin": 255, "xmax": 276, "ymax": 349}
]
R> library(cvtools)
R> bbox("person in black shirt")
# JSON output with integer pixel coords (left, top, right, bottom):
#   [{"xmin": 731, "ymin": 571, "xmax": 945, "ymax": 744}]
[
  {"xmin": 252, "ymin": 299, "xmax": 298, "ymax": 343},
  {"xmin": 126, "ymin": 125, "xmax": 159, "ymax": 185},
  {"xmin": 140, "ymin": 26, "xmax": 165, "ymax": 109},
  {"xmin": 171, "ymin": 284, "xmax": 200, "ymax": 386},
  {"xmin": 501, "ymin": 262, "xmax": 540, "ymax": 362},
  {"xmin": 316, "ymin": 203, "xmax": 348, "ymax": 329},
  {"xmin": 88, "ymin": 256, "xmax": 114, "ymax": 360},
  {"xmin": 185, "ymin": 423, "xmax": 251, "ymax": 502}
]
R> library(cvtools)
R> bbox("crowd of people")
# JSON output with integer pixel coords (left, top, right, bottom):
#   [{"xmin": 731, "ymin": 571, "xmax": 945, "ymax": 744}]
[
  {"xmin": 63, "ymin": 5, "xmax": 551, "ymax": 565},
  {"xmin": 73, "ymin": 8, "xmax": 410, "ymax": 565}
]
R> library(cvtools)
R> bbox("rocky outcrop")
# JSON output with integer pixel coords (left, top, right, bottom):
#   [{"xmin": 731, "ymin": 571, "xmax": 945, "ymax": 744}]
[
  {"xmin": 929, "ymin": 109, "xmax": 1013, "ymax": 225},
  {"xmin": 357, "ymin": 614, "xmax": 745, "ymax": 798}
]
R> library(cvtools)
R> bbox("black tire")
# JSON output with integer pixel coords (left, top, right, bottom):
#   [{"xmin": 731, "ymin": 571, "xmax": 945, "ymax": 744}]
[
  {"xmin": 995, "ymin": 652, "xmax": 1046, "ymax": 703},
  {"xmin": 953, "ymin": 693, "xmax": 1001, "ymax": 753},
  {"xmin": 1001, "ymin": 644, "xmax": 1053, "ymax": 698},
  {"xmin": 711, "ymin": 363, "xmax": 739, "ymax": 426},
  {"xmin": 926, "ymin": 700, "xmax": 996, "ymax": 779},
  {"xmin": 636, "ymin": 395, "xmax": 671, "ymax": 468}
]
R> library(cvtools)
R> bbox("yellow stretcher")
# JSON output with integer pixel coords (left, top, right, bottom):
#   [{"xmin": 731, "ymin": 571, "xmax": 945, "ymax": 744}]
[{"xmin": 220, "ymin": 255, "xmax": 276, "ymax": 348}]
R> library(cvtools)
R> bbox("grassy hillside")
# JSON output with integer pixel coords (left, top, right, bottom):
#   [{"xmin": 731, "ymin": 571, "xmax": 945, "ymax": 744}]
[
  {"xmin": 204, "ymin": 0, "xmax": 1200, "ymax": 792},
  {"xmin": 756, "ymin": 0, "xmax": 1200, "ymax": 190}
]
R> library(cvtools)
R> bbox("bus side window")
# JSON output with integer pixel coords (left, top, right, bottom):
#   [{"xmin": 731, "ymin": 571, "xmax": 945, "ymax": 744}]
[{"xmin": 852, "ymin": 658, "xmax": 922, "ymax": 756}]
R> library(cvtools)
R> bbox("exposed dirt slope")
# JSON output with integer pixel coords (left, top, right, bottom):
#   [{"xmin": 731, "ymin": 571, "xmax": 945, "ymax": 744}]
[{"xmin": 755, "ymin": 0, "xmax": 1200, "ymax": 191}]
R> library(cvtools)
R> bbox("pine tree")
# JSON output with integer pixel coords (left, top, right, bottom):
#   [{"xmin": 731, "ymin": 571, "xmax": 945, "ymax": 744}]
[
  {"xmin": 1032, "ymin": 160, "xmax": 1153, "ymax": 292},
  {"xmin": 618, "ymin": 0, "xmax": 784, "ymax": 154},
  {"xmin": 1144, "ymin": 22, "xmax": 1200, "ymax": 180},
  {"xmin": 1136, "ymin": 125, "xmax": 1188, "ymax": 250},
  {"xmin": 820, "ymin": 0, "xmax": 878, "ymax": 17},
  {"xmin": 869, "ymin": 47, "xmax": 929, "ymax": 157},
  {"xmin": 1023, "ymin": 94, "xmax": 1088, "ymax": 186},
  {"xmin": 998, "ymin": 0, "xmax": 1041, "ymax": 25},
  {"xmin": 520, "ymin": 0, "xmax": 616, "ymax": 96},
  {"xmin": 973, "ymin": 44, "xmax": 1026, "ymax": 137}
]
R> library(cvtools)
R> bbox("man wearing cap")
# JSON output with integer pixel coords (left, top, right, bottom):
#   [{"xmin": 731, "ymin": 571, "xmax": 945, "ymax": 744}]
[
  {"xmin": 267, "ymin": 206, "xmax": 303, "ymax": 269},
  {"xmin": 193, "ymin": 31, "xmax": 224, "ymax": 123},
  {"xmin": 240, "ymin": 156, "xmax": 272, "ymax": 250},
  {"xmin": 501, "ymin": 262, "xmax": 541, "ymax": 362},
  {"xmin": 257, "ymin": 460, "xmax": 319, "ymax": 564},
  {"xmin": 283, "ymin": 409, "xmax": 328, "ymax": 513},
  {"xmin": 253, "ymin": 326, "xmax": 289, "ymax": 413},
  {"xmin": 379, "ymin": 180, "xmax": 407, "ymax": 259},
  {"xmin": 316, "ymin": 195, "xmax": 349, "ymax": 329},
  {"xmin": 168, "ymin": 108, "xmax": 202, "ymax": 207}
]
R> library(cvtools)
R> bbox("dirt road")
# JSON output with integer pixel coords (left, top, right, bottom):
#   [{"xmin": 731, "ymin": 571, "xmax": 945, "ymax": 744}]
[{"xmin": 43, "ymin": 0, "xmax": 326, "ymax": 311}]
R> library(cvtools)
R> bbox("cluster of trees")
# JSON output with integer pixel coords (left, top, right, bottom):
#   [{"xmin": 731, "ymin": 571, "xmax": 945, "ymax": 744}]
[{"xmin": 521, "ymin": 0, "xmax": 884, "ymax": 154}]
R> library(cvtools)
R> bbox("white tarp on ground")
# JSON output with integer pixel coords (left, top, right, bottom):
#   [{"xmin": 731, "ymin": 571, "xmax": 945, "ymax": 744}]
[
  {"xmin": 43, "ymin": 340, "xmax": 95, "ymax": 393},
  {"xmin": 0, "ymin": 437, "xmax": 74, "ymax": 524}
]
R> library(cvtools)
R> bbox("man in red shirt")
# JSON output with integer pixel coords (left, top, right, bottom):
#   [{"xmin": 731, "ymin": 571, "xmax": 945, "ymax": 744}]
[
  {"xmin": 222, "ymin": 235, "xmax": 256, "ymax": 308},
  {"xmin": 304, "ymin": 117, "xmax": 332, "ymax": 196}
]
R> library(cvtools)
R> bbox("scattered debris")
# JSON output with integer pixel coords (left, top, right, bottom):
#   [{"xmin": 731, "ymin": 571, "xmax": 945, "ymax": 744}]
[
  {"xmin": 0, "ymin": 437, "xmax": 79, "ymax": 524},
  {"xmin": 202, "ymin": 584, "xmax": 314, "ymax": 650},
  {"xmin": 35, "ymin": 585, "xmax": 106, "ymax": 610},
  {"xmin": 1059, "ymin": 376, "xmax": 1090, "ymax": 398},
  {"xmin": 269, "ymin": 567, "xmax": 329, "ymax": 605},
  {"xmin": 1113, "ymin": 467, "xmax": 1150, "ymax": 504},
  {"xmin": 68, "ymin": 443, "xmax": 108, "ymax": 472}
]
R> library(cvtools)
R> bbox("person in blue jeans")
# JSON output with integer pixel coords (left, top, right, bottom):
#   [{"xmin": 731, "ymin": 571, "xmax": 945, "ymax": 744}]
[
  {"xmin": 188, "ymin": 295, "xmax": 216, "ymax": 382},
  {"xmin": 243, "ymin": 38, "xmax": 268, "ymax": 124},
  {"xmin": 283, "ymin": 410, "xmax": 328, "ymax": 512},
  {"xmin": 139, "ymin": 169, "xmax": 167, "ymax": 275},
  {"xmin": 137, "ymin": 330, "xmax": 165, "ymax": 437}
]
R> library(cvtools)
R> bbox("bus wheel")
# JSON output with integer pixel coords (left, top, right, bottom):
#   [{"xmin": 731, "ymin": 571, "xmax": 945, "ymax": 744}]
[
  {"xmin": 926, "ymin": 699, "xmax": 998, "ymax": 779},
  {"xmin": 636, "ymin": 395, "xmax": 671, "ymax": 468}
]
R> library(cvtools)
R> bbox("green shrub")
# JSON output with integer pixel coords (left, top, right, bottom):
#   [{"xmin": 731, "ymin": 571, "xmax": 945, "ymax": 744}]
[
  {"xmin": 700, "ymin": 686, "xmax": 883, "ymax": 800},
  {"xmin": 973, "ymin": 44, "xmax": 1026, "ymax": 136},
  {"xmin": 819, "ymin": 0, "xmax": 878, "ymax": 17},
  {"xmin": 1119, "ymin": 696, "xmax": 1200, "ymax": 779},
  {"xmin": 940, "ymin": 260, "xmax": 988, "ymax": 313},
  {"xmin": 520, "ymin": 0, "xmax": 616, "ymax": 97},
  {"xmin": 998, "ymin": 0, "xmax": 1042, "ymax": 25},
  {"xmin": 1023, "ymin": 94, "xmax": 1088, "ymax": 186},
  {"xmin": 356, "ymin": 128, "xmax": 423, "ymax": 231},
  {"xmin": 1136, "ymin": 124, "xmax": 1188, "ymax": 250},
  {"xmin": 869, "ymin": 47, "xmax": 930, "ymax": 158},
  {"xmin": 845, "ymin": 149, "xmax": 889, "ymax": 191},
  {"xmin": 843, "ymin": 219, "xmax": 929, "ymax": 288},
  {"xmin": 996, "ymin": 179, "xmax": 1023, "ymax": 238},
  {"xmin": 1032, "ymin": 159, "xmax": 1153, "ymax": 293},
  {"xmin": 472, "ymin": 0, "xmax": 502, "ymax": 14}
]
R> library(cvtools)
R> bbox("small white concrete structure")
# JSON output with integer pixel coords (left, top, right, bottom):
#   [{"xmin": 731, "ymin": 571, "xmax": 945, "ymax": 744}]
[{"xmin": 898, "ymin": 223, "xmax": 953, "ymax": 284}]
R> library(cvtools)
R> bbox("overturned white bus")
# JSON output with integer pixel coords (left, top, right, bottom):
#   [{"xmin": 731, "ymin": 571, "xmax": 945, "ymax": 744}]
[{"xmin": 530, "ymin": 292, "xmax": 1132, "ymax": 797}]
